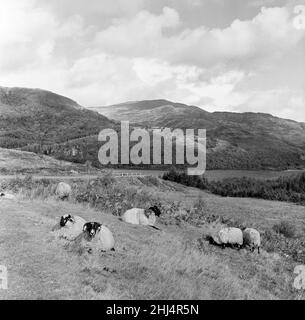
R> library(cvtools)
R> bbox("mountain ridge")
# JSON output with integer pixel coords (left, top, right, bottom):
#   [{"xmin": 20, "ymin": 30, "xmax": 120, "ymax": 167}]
[
  {"xmin": 91, "ymin": 99, "xmax": 305, "ymax": 170},
  {"xmin": 1, "ymin": 86, "xmax": 305, "ymax": 170},
  {"xmin": 90, "ymin": 99, "xmax": 304, "ymax": 125},
  {"xmin": 0, "ymin": 86, "xmax": 115, "ymax": 149}
]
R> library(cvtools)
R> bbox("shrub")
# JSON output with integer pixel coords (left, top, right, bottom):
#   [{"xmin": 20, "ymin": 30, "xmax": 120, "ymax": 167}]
[
  {"xmin": 272, "ymin": 221, "xmax": 296, "ymax": 238},
  {"xmin": 162, "ymin": 167, "xmax": 208, "ymax": 190}
]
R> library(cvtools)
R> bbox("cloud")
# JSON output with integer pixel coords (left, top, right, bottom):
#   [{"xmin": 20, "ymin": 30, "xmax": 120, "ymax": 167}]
[
  {"xmin": 235, "ymin": 89, "xmax": 305, "ymax": 120},
  {"xmin": 94, "ymin": 7, "xmax": 180, "ymax": 57},
  {"xmin": 91, "ymin": 5, "xmax": 303, "ymax": 69},
  {"xmin": 0, "ymin": 0, "xmax": 304, "ymax": 121},
  {"xmin": 0, "ymin": 0, "xmax": 89, "ymax": 72}
]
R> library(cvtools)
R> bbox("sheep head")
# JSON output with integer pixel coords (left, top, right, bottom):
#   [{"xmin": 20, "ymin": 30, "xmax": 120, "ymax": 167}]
[
  {"xmin": 83, "ymin": 222, "xmax": 102, "ymax": 238},
  {"xmin": 149, "ymin": 206, "xmax": 162, "ymax": 217},
  {"xmin": 60, "ymin": 214, "xmax": 74, "ymax": 227}
]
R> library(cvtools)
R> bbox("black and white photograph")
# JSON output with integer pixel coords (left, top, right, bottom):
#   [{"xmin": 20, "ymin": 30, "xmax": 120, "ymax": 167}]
[{"xmin": 0, "ymin": 0, "xmax": 305, "ymax": 303}]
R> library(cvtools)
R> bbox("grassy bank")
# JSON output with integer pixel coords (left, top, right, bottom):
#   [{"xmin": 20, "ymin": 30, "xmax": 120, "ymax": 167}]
[{"xmin": 2, "ymin": 198, "xmax": 302, "ymax": 299}]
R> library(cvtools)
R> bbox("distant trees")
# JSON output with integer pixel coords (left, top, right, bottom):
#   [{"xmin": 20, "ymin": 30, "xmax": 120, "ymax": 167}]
[
  {"xmin": 163, "ymin": 167, "xmax": 209, "ymax": 190},
  {"xmin": 162, "ymin": 168, "xmax": 305, "ymax": 205}
]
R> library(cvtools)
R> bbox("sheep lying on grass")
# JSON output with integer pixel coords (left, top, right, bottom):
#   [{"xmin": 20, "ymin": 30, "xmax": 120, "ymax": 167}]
[
  {"xmin": 121, "ymin": 206, "xmax": 162, "ymax": 230},
  {"xmin": 243, "ymin": 228, "xmax": 261, "ymax": 254},
  {"xmin": 52, "ymin": 214, "xmax": 86, "ymax": 241},
  {"xmin": 82, "ymin": 222, "xmax": 115, "ymax": 252},
  {"xmin": 55, "ymin": 182, "xmax": 72, "ymax": 200},
  {"xmin": 211, "ymin": 227, "xmax": 243, "ymax": 249},
  {"xmin": 0, "ymin": 192, "xmax": 16, "ymax": 200}
]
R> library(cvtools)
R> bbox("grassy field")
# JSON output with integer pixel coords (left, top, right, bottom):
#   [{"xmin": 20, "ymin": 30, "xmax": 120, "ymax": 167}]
[{"xmin": 1, "ymin": 175, "xmax": 305, "ymax": 300}]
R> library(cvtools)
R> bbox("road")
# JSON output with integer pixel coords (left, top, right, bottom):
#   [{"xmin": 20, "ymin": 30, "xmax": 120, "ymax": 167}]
[{"xmin": 0, "ymin": 169, "xmax": 165, "ymax": 181}]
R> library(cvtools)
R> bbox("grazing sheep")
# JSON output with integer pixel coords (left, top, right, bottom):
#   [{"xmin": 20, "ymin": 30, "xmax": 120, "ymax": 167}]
[
  {"xmin": 212, "ymin": 227, "xmax": 243, "ymax": 249},
  {"xmin": 55, "ymin": 182, "xmax": 72, "ymax": 200},
  {"xmin": 121, "ymin": 206, "xmax": 162, "ymax": 229},
  {"xmin": 243, "ymin": 228, "xmax": 261, "ymax": 254},
  {"xmin": 83, "ymin": 222, "xmax": 115, "ymax": 252},
  {"xmin": 53, "ymin": 214, "xmax": 86, "ymax": 240}
]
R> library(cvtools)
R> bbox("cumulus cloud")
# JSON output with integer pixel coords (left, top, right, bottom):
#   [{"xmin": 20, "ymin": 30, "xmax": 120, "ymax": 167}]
[
  {"xmin": 0, "ymin": 0, "xmax": 304, "ymax": 121},
  {"xmin": 94, "ymin": 7, "xmax": 180, "ymax": 57}
]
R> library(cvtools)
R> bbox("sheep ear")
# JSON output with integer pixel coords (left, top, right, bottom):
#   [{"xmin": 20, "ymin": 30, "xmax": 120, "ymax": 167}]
[{"xmin": 83, "ymin": 224, "xmax": 87, "ymax": 232}]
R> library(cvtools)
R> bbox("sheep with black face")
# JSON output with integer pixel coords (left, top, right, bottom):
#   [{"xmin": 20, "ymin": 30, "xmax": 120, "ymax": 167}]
[
  {"xmin": 0, "ymin": 192, "xmax": 16, "ymax": 200},
  {"xmin": 52, "ymin": 214, "xmax": 86, "ymax": 240},
  {"xmin": 121, "ymin": 206, "xmax": 162, "ymax": 229},
  {"xmin": 82, "ymin": 222, "xmax": 115, "ymax": 252}
]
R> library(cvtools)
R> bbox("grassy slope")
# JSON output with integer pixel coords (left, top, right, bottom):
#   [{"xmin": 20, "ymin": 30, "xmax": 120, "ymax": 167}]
[
  {"xmin": 0, "ymin": 148, "xmax": 96, "ymax": 175},
  {"xmin": 0, "ymin": 179, "xmax": 304, "ymax": 300}
]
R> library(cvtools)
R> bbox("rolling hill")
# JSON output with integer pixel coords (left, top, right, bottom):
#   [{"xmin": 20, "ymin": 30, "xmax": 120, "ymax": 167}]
[
  {"xmin": 0, "ymin": 86, "xmax": 115, "ymax": 149},
  {"xmin": 91, "ymin": 100, "xmax": 305, "ymax": 170}
]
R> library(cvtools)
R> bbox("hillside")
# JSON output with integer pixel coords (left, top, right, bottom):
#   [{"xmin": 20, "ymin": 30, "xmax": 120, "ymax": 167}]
[
  {"xmin": 0, "ymin": 148, "xmax": 97, "ymax": 175},
  {"xmin": 91, "ymin": 100, "xmax": 305, "ymax": 170},
  {"xmin": 0, "ymin": 175, "xmax": 304, "ymax": 299},
  {"xmin": 0, "ymin": 86, "xmax": 115, "ymax": 149}
]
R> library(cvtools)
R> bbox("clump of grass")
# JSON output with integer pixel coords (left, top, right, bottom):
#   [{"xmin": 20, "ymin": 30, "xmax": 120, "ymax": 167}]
[
  {"xmin": 158, "ymin": 197, "xmax": 211, "ymax": 227},
  {"xmin": 273, "ymin": 221, "xmax": 296, "ymax": 238},
  {"xmin": 97, "ymin": 171, "xmax": 116, "ymax": 187},
  {"xmin": 138, "ymin": 176, "xmax": 161, "ymax": 187},
  {"xmin": 74, "ymin": 175, "xmax": 160, "ymax": 216},
  {"xmin": 0, "ymin": 175, "xmax": 57, "ymax": 199},
  {"xmin": 262, "ymin": 228, "xmax": 305, "ymax": 263}
]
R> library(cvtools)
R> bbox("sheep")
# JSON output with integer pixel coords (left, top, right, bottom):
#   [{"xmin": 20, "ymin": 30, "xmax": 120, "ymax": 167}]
[
  {"xmin": 0, "ymin": 192, "xmax": 16, "ymax": 200},
  {"xmin": 243, "ymin": 228, "xmax": 261, "ymax": 254},
  {"xmin": 55, "ymin": 182, "xmax": 72, "ymax": 200},
  {"xmin": 53, "ymin": 214, "xmax": 86, "ymax": 240},
  {"xmin": 121, "ymin": 206, "xmax": 162, "ymax": 229},
  {"xmin": 82, "ymin": 222, "xmax": 115, "ymax": 252},
  {"xmin": 211, "ymin": 227, "xmax": 243, "ymax": 249}
]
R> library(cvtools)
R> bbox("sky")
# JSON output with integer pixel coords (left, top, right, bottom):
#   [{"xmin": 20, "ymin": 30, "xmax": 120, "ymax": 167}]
[{"xmin": 0, "ymin": 0, "xmax": 304, "ymax": 121}]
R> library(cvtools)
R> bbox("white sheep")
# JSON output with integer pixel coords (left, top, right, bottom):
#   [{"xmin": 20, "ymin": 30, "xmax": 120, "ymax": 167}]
[
  {"xmin": 53, "ymin": 214, "xmax": 86, "ymax": 240},
  {"xmin": 55, "ymin": 182, "xmax": 72, "ymax": 200},
  {"xmin": 82, "ymin": 222, "xmax": 115, "ymax": 252},
  {"xmin": 0, "ymin": 192, "xmax": 16, "ymax": 200},
  {"xmin": 243, "ymin": 228, "xmax": 261, "ymax": 254},
  {"xmin": 121, "ymin": 206, "xmax": 162, "ymax": 229},
  {"xmin": 212, "ymin": 227, "xmax": 243, "ymax": 249}
]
